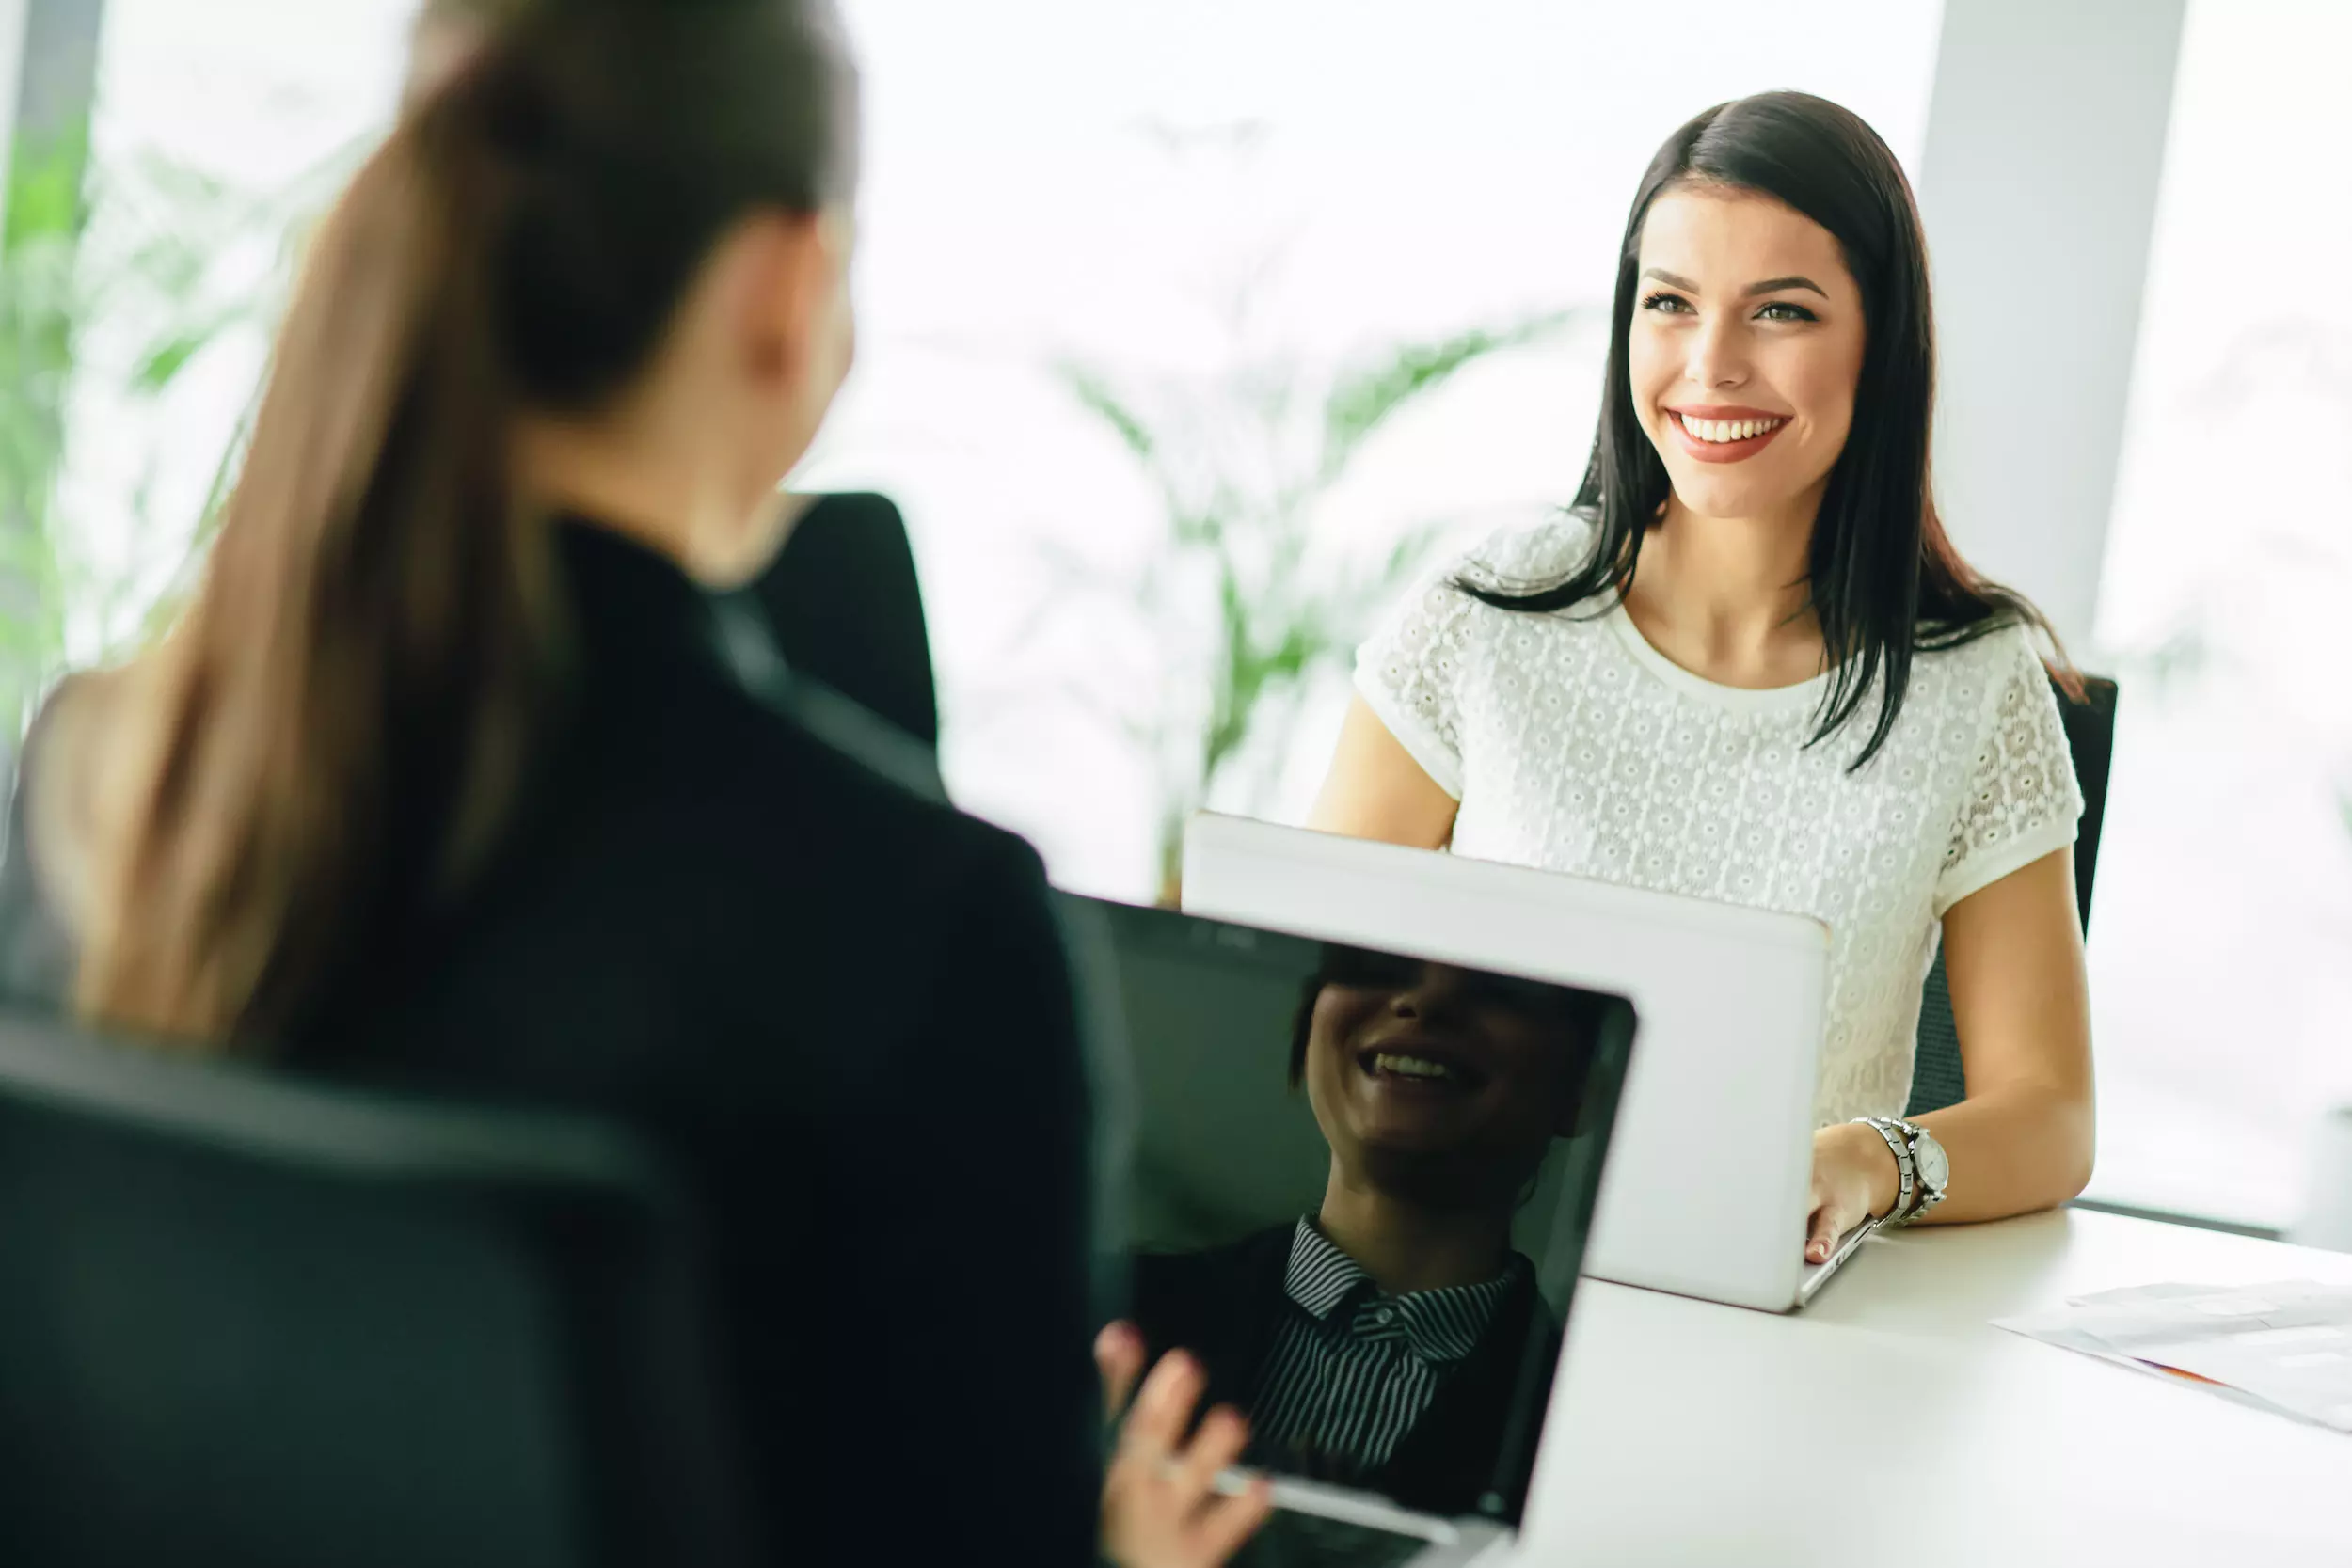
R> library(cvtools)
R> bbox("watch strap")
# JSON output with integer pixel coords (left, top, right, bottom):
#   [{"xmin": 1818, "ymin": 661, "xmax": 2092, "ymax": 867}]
[
  {"xmin": 1857, "ymin": 1117, "xmax": 1915, "ymax": 1225},
  {"xmin": 1891, "ymin": 1117, "xmax": 1948, "ymax": 1220}
]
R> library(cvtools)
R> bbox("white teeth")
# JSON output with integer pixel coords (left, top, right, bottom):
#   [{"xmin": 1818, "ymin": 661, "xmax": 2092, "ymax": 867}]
[
  {"xmin": 1374, "ymin": 1053, "xmax": 1455, "ymax": 1081},
  {"xmin": 1680, "ymin": 415, "xmax": 1785, "ymax": 444}
]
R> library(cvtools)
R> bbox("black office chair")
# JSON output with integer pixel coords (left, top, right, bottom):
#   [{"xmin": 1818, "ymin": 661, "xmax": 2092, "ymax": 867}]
[
  {"xmin": 1905, "ymin": 675, "xmax": 2118, "ymax": 1117},
  {"xmin": 749, "ymin": 490, "xmax": 940, "ymax": 751},
  {"xmin": 0, "ymin": 1010, "xmax": 756, "ymax": 1568}
]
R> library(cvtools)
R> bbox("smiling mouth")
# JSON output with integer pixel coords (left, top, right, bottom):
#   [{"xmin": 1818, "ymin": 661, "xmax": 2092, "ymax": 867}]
[
  {"xmin": 1669, "ymin": 410, "xmax": 1789, "ymax": 444},
  {"xmin": 1359, "ymin": 1047, "xmax": 1486, "ymax": 1091},
  {"xmin": 1663, "ymin": 408, "xmax": 1790, "ymax": 465}
]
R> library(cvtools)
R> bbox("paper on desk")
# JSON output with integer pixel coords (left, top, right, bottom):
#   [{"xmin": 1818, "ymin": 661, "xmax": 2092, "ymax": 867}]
[{"xmin": 1994, "ymin": 1281, "xmax": 2352, "ymax": 1433}]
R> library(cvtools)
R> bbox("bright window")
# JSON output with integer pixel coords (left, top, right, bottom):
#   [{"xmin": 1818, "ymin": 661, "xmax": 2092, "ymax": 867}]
[{"xmin": 2083, "ymin": 0, "xmax": 2352, "ymax": 1227}]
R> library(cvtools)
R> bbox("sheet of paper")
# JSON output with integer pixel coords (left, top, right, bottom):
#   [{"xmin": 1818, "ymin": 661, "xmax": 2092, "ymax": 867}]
[{"xmin": 1994, "ymin": 1280, "xmax": 2352, "ymax": 1433}]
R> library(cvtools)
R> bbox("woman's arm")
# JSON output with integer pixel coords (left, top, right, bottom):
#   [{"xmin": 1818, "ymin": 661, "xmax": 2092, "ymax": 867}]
[
  {"xmin": 1906, "ymin": 843, "xmax": 2096, "ymax": 1219},
  {"xmin": 1304, "ymin": 696, "xmax": 1460, "ymax": 849},
  {"xmin": 1808, "ymin": 846, "xmax": 2094, "ymax": 1250}
]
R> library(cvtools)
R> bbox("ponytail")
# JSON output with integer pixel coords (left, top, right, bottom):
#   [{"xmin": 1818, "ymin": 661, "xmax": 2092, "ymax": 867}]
[{"xmin": 77, "ymin": 82, "xmax": 556, "ymax": 1049}]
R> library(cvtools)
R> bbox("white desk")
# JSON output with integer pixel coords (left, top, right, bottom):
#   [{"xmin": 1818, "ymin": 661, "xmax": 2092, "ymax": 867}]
[{"xmin": 1520, "ymin": 1209, "xmax": 2352, "ymax": 1567}]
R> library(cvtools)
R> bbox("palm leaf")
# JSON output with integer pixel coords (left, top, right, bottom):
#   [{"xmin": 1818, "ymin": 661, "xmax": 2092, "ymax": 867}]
[
  {"xmin": 1317, "ymin": 308, "xmax": 1580, "ymax": 483},
  {"xmin": 1041, "ymin": 289, "xmax": 1576, "ymax": 889},
  {"xmin": 2, "ymin": 127, "xmax": 336, "ymax": 715},
  {"xmin": 1053, "ymin": 358, "xmax": 1157, "ymax": 466},
  {"xmin": 130, "ymin": 305, "xmax": 253, "ymax": 392},
  {"xmin": 1, "ymin": 125, "xmax": 92, "ymax": 252}
]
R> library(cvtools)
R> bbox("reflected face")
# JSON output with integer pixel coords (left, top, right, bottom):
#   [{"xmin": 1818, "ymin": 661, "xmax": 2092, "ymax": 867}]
[
  {"xmin": 1628, "ymin": 185, "xmax": 1867, "ymax": 524},
  {"xmin": 1302, "ymin": 957, "xmax": 1585, "ymax": 1207}
]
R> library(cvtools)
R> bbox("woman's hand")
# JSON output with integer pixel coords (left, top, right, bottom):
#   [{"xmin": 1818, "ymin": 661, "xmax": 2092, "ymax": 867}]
[
  {"xmin": 1097, "ymin": 1323, "xmax": 1273, "ymax": 1568},
  {"xmin": 1805, "ymin": 1122, "xmax": 1902, "ymax": 1263}
]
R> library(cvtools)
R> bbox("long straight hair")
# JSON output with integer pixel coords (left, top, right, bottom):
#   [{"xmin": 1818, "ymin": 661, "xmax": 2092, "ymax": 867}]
[
  {"xmin": 1465, "ymin": 91, "xmax": 2074, "ymax": 768},
  {"xmin": 77, "ymin": 0, "xmax": 857, "ymax": 1048}
]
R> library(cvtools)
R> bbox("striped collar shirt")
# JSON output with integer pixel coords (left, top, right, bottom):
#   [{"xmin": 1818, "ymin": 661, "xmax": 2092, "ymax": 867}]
[{"xmin": 1247, "ymin": 1217, "xmax": 1526, "ymax": 1480}]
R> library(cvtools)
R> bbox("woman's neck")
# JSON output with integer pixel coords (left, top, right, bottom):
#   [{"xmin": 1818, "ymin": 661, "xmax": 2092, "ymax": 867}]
[
  {"xmin": 511, "ymin": 413, "xmax": 781, "ymax": 589},
  {"xmin": 1316, "ymin": 1164, "xmax": 1514, "ymax": 1296},
  {"xmin": 1622, "ymin": 495, "xmax": 1825, "ymax": 689}
]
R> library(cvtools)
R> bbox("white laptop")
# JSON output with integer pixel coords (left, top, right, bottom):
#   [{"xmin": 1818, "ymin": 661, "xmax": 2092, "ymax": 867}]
[
  {"xmin": 1061, "ymin": 892, "xmax": 1639, "ymax": 1566},
  {"xmin": 1181, "ymin": 813, "xmax": 1872, "ymax": 1313}
]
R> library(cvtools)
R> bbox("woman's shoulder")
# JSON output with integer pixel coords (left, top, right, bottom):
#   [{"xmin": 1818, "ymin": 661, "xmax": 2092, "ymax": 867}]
[
  {"xmin": 1371, "ymin": 512, "xmax": 1608, "ymax": 648},
  {"xmin": 650, "ymin": 669, "xmax": 1045, "ymax": 909},
  {"xmin": 0, "ymin": 668, "xmax": 142, "ymax": 1007},
  {"xmin": 12, "ymin": 670, "xmax": 139, "ymax": 917},
  {"xmin": 1357, "ymin": 512, "xmax": 1613, "ymax": 765},
  {"xmin": 1447, "ymin": 509, "xmax": 1606, "ymax": 594},
  {"xmin": 1889, "ymin": 617, "xmax": 2077, "ymax": 785},
  {"xmin": 1910, "ymin": 615, "xmax": 2053, "ymax": 708}
]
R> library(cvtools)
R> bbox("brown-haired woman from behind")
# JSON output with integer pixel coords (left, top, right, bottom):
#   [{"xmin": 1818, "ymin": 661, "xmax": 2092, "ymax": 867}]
[{"xmin": 0, "ymin": 2, "xmax": 1262, "ymax": 1561}]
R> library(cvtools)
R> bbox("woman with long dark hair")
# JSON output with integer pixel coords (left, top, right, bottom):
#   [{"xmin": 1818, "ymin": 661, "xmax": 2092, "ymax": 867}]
[
  {"xmin": 1309, "ymin": 92, "xmax": 2094, "ymax": 1258},
  {"xmin": 0, "ymin": 1, "xmax": 1262, "ymax": 1561}
]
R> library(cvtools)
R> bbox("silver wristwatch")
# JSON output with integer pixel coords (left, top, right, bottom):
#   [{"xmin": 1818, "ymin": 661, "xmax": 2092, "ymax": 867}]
[{"xmin": 1855, "ymin": 1117, "xmax": 1949, "ymax": 1226}]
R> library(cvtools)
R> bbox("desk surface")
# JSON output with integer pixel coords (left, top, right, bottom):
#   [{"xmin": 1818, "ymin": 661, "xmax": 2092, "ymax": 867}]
[{"xmin": 1522, "ymin": 1209, "xmax": 2352, "ymax": 1567}]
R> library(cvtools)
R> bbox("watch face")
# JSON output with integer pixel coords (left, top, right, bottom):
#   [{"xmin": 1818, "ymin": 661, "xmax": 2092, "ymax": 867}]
[{"xmin": 1915, "ymin": 1134, "xmax": 1951, "ymax": 1193}]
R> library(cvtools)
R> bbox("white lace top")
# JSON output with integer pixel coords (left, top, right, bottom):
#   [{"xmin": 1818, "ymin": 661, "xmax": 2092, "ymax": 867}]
[{"xmin": 1356, "ymin": 518, "xmax": 2084, "ymax": 1125}]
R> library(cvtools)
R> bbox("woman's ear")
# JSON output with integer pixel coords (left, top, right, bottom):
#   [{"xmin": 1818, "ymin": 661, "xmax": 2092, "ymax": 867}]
[{"xmin": 712, "ymin": 211, "xmax": 827, "ymax": 390}]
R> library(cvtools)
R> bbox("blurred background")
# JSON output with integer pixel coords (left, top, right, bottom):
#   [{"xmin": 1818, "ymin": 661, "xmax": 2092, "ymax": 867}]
[{"xmin": 3, "ymin": 0, "xmax": 2345, "ymax": 1231}]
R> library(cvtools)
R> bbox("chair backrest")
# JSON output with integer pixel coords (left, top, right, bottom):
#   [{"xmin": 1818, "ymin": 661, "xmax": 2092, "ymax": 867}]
[
  {"xmin": 749, "ymin": 490, "xmax": 939, "ymax": 750},
  {"xmin": 1906, "ymin": 674, "xmax": 2118, "ymax": 1117},
  {"xmin": 0, "ymin": 1010, "xmax": 755, "ymax": 1568}
]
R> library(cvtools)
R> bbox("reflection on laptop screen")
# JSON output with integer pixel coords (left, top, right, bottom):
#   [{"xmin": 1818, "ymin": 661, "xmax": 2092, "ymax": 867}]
[{"xmin": 1073, "ymin": 896, "xmax": 1636, "ymax": 1529}]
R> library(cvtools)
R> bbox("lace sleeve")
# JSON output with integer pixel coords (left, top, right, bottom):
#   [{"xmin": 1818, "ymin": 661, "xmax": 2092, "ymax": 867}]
[
  {"xmin": 1932, "ymin": 626, "xmax": 2087, "ymax": 917},
  {"xmin": 1353, "ymin": 552, "xmax": 1489, "ymax": 801}
]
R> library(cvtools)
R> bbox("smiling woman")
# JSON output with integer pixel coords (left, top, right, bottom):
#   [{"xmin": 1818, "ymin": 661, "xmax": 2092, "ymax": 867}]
[{"xmin": 1307, "ymin": 90, "xmax": 2099, "ymax": 1268}]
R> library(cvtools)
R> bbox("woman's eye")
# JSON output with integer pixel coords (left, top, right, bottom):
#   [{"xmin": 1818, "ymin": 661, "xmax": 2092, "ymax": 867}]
[
  {"xmin": 1639, "ymin": 291, "xmax": 1693, "ymax": 315},
  {"xmin": 1756, "ymin": 300, "xmax": 1819, "ymax": 323}
]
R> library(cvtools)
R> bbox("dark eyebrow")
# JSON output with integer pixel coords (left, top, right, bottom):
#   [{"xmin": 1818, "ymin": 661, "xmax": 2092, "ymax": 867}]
[
  {"xmin": 1640, "ymin": 268, "xmax": 1830, "ymax": 301},
  {"xmin": 1744, "ymin": 275, "xmax": 1829, "ymax": 299}
]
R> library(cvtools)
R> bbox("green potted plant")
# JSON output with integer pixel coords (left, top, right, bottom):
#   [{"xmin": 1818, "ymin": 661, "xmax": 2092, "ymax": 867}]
[
  {"xmin": 1035, "ymin": 304, "xmax": 1580, "ymax": 904},
  {"xmin": 1, "ymin": 123, "xmax": 358, "ymax": 734}
]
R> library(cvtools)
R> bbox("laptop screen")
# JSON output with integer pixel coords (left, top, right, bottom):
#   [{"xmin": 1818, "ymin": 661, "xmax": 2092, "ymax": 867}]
[{"xmin": 1069, "ymin": 895, "xmax": 1636, "ymax": 1527}]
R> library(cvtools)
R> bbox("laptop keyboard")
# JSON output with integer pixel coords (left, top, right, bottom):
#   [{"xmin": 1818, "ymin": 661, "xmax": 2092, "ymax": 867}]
[{"xmin": 1232, "ymin": 1509, "xmax": 1436, "ymax": 1568}]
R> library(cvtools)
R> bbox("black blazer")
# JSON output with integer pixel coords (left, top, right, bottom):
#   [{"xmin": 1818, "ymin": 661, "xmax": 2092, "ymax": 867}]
[
  {"xmin": 0, "ymin": 523, "xmax": 1105, "ymax": 1566},
  {"xmin": 1129, "ymin": 1225, "xmax": 1560, "ymax": 1520}
]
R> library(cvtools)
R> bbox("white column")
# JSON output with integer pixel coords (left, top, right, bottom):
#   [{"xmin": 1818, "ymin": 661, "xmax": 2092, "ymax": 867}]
[{"xmin": 1915, "ymin": 0, "xmax": 2188, "ymax": 657}]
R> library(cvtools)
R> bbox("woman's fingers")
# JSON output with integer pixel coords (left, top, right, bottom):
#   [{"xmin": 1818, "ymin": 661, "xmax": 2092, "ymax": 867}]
[
  {"xmin": 1171, "ymin": 1402, "xmax": 1250, "ymax": 1504},
  {"xmin": 1096, "ymin": 1322, "xmax": 1146, "ymax": 1421},
  {"xmin": 1805, "ymin": 1196, "xmax": 1843, "ymax": 1264},
  {"xmin": 1117, "ymin": 1349, "xmax": 1202, "ymax": 1467},
  {"xmin": 1194, "ymin": 1474, "xmax": 1277, "ymax": 1564},
  {"xmin": 1099, "ymin": 1353, "xmax": 1276, "ymax": 1568}
]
